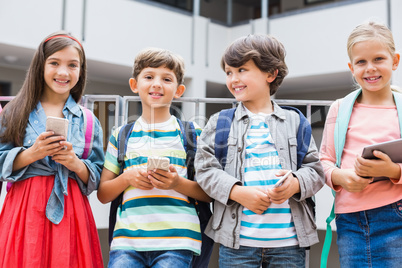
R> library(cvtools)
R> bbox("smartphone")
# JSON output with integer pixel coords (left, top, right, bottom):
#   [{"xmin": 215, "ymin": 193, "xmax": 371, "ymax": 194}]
[
  {"xmin": 147, "ymin": 156, "xmax": 170, "ymax": 171},
  {"xmin": 46, "ymin": 116, "xmax": 69, "ymax": 138},
  {"xmin": 273, "ymin": 170, "xmax": 292, "ymax": 188}
]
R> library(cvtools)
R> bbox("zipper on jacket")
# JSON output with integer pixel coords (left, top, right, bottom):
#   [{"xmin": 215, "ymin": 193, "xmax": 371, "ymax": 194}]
[{"xmin": 233, "ymin": 117, "xmax": 250, "ymax": 247}]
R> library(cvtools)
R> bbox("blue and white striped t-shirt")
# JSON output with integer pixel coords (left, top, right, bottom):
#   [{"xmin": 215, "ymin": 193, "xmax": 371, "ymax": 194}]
[
  {"xmin": 239, "ymin": 109, "xmax": 298, "ymax": 248},
  {"xmin": 104, "ymin": 116, "xmax": 202, "ymax": 254}
]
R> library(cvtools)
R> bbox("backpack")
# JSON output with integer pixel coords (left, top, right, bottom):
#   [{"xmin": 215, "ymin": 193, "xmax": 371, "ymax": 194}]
[
  {"xmin": 3, "ymin": 106, "xmax": 95, "ymax": 193},
  {"xmin": 319, "ymin": 89, "xmax": 402, "ymax": 267},
  {"xmin": 108, "ymin": 118, "xmax": 214, "ymax": 268},
  {"xmin": 215, "ymin": 106, "xmax": 312, "ymax": 170}
]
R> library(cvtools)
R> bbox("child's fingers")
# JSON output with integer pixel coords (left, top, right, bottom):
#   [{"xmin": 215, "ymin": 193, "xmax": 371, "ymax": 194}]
[
  {"xmin": 38, "ymin": 131, "xmax": 55, "ymax": 140},
  {"xmin": 372, "ymin": 150, "xmax": 391, "ymax": 162},
  {"xmin": 168, "ymin": 165, "xmax": 177, "ymax": 173},
  {"xmin": 148, "ymin": 170, "xmax": 165, "ymax": 181},
  {"xmin": 137, "ymin": 178, "xmax": 154, "ymax": 189},
  {"xmin": 60, "ymin": 141, "xmax": 73, "ymax": 151}
]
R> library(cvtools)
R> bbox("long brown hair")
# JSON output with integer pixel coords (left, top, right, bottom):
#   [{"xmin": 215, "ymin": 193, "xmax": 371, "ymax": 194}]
[{"xmin": 0, "ymin": 31, "xmax": 87, "ymax": 146}]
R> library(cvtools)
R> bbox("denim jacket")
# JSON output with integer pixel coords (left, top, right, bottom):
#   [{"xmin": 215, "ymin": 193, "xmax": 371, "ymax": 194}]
[
  {"xmin": 195, "ymin": 102, "xmax": 324, "ymax": 248},
  {"xmin": 0, "ymin": 95, "xmax": 104, "ymax": 224}
]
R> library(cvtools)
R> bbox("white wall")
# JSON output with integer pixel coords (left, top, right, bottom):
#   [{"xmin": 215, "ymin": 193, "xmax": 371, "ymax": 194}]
[
  {"xmin": 271, "ymin": 0, "xmax": 389, "ymax": 79},
  {"xmin": 0, "ymin": 0, "xmax": 63, "ymax": 48},
  {"xmin": 391, "ymin": 0, "xmax": 402, "ymax": 87}
]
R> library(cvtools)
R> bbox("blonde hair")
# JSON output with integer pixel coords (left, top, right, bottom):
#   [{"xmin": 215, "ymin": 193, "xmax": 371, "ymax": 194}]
[
  {"xmin": 347, "ymin": 21, "xmax": 396, "ymax": 60},
  {"xmin": 347, "ymin": 21, "xmax": 400, "ymax": 92}
]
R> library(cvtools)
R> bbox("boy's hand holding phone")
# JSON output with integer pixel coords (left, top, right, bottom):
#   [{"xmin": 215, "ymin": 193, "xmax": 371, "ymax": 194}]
[
  {"xmin": 146, "ymin": 156, "xmax": 182, "ymax": 190},
  {"xmin": 268, "ymin": 170, "xmax": 300, "ymax": 204},
  {"xmin": 124, "ymin": 169, "xmax": 153, "ymax": 190},
  {"xmin": 229, "ymin": 185, "xmax": 271, "ymax": 215}
]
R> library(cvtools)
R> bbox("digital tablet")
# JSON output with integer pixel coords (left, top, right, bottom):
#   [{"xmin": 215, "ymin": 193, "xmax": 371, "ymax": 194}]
[
  {"xmin": 362, "ymin": 138, "xmax": 402, "ymax": 182},
  {"xmin": 361, "ymin": 138, "xmax": 402, "ymax": 163}
]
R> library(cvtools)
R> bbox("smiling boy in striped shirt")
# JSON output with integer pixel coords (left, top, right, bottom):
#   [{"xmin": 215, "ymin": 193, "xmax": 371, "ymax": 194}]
[{"xmin": 97, "ymin": 48, "xmax": 211, "ymax": 268}]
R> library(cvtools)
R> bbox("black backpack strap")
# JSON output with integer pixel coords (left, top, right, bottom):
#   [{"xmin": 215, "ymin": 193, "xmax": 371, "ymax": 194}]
[
  {"xmin": 214, "ymin": 108, "xmax": 236, "ymax": 169},
  {"xmin": 182, "ymin": 120, "xmax": 197, "ymax": 182},
  {"xmin": 108, "ymin": 122, "xmax": 135, "ymax": 246},
  {"xmin": 178, "ymin": 119, "xmax": 214, "ymax": 268}
]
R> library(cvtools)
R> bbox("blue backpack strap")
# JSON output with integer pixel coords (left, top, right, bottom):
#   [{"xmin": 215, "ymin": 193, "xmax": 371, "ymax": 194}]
[
  {"xmin": 280, "ymin": 106, "xmax": 311, "ymax": 169},
  {"xmin": 108, "ymin": 122, "xmax": 135, "ymax": 245},
  {"xmin": 320, "ymin": 89, "xmax": 361, "ymax": 267},
  {"xmin": 215, "ymin": 108, "xmax": 236, "ymax": 169},
  {"xmin": 334, "ymin": 89, "xmax": 361, "ymax": 167}
]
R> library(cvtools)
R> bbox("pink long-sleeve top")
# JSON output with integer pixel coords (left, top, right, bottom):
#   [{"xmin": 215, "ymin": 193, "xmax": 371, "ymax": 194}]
[{"xmin": 320, "ymin": 99, "xmax": 402, "ymax": 214}]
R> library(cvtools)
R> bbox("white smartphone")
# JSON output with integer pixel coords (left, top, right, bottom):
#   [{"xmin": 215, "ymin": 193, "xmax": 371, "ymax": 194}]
[
  {"xmin": 46, "ymin": 116, "xmax": 69, "ymax": 138},
  {"xmin": 273, "ymin": 170, "xmax": 292, "ymax": 188},
  {"xmin": 147, "ymin": 156, "xmax": 170, "ymax": 171}
]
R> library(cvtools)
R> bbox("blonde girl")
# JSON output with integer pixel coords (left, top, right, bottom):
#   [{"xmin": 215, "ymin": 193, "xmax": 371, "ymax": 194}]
[{"xmin": 320, "ymin": 21, "xmax": 402, "ymax": 267}]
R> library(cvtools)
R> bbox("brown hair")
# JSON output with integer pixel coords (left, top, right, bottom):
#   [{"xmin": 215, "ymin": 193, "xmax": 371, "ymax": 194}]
[
  {"xmin": 0, "ymin": 31, "xmax": 86, "ymax": 146},
  {"xmin": 132, "ymin": 47, "xmax": 185, "ymax": 85},
  {"xmin": 221, "ymin": 34, "xmax": 288, "ymax": 95}
]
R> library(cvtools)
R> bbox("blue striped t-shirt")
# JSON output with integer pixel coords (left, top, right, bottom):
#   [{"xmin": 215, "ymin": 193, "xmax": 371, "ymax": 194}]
[
  {"xmin": 104, "ymin": 116, "xmax": 202, "ymax": 254},
  {"xmin": 239, "ymin": 109, "xmax": 298, "ymax": 248}
]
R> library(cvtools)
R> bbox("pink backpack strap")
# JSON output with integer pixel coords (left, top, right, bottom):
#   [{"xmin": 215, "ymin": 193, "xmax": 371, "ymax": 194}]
[{"xmin": 81, "ymin": 106, "xmax": 95, "ymax": 159}]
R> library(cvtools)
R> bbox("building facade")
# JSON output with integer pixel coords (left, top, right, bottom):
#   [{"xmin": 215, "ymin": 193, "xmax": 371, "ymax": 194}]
[{"xmin": 0, "ymin": 0, "xmax": 401, "ymax": 266}]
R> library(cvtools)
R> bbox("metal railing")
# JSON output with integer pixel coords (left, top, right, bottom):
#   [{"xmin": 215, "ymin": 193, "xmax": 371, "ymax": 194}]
[{"xmin": 0, "ymin": 95, "xmax": 334, "ymax": 129}]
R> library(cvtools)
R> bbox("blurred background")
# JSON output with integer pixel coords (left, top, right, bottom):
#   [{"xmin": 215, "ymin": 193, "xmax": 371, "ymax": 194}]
[{"xmin": 1, "ymin": 0, "xmax": 401, "ymax": 267}]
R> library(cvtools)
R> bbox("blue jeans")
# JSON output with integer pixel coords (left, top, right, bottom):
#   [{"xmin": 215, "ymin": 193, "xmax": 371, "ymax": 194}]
[
  {"xmin": 108, "ymin": 249, "xmax": 193, "ymax": 268},
  {"xmin": 336, "ymin": 199, "xmax": 402, "ymax": 268},
  {"xmin": 219, "ymin": 244, "xmax": 306, "ymax": 268}
]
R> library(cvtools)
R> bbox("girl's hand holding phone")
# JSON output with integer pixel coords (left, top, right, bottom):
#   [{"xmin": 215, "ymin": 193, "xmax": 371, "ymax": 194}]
[
  {"xmin": 28, "ymin": 131, "xmax": 66, "ymax": 161},
  {"xmin": 51, "ymin": 141, "xmax": 80, "ymax": 171}
]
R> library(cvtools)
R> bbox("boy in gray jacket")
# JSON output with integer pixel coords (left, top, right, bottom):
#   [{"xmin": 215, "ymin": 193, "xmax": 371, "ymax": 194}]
[{"xmin": 195, "ymin": 34, "xmax": 324, "ymax": 267}]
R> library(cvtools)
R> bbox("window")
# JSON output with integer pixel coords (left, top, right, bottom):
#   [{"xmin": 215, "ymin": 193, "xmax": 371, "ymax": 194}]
[
  {"xmin": 0, "ymin": 81, "xmax": 11, "ymax": 107},
  {"xmin": 149, "ymin": 0, "xmax": 193, "ymax": 12}
]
